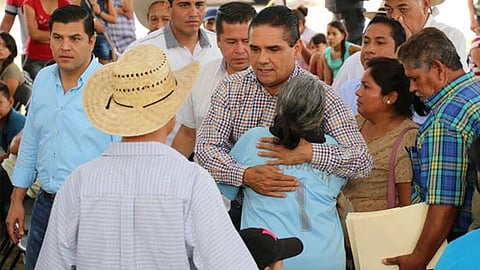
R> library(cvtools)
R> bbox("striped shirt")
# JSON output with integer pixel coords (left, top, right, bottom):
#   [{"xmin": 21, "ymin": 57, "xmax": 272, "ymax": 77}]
[
  {"xmin": 36, "ymin": 142, "xmax": 257, "ymax": 270},
  {"xmin": 411, "ymin": 72, "xmax": 480, "ymax": 232},
  {"xmin": 195, "ymin": 65, "xmax": 371, "ymax": 186}
]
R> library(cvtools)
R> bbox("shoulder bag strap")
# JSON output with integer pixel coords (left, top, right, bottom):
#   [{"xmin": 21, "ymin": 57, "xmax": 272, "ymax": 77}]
[{"xmin": 387, "ymin": 126, "xmax": 418, "ymax": 208}]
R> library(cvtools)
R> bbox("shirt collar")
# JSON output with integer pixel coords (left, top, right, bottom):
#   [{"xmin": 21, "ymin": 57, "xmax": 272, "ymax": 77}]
[
  {"xmin": 53, "ymin": 55, "xmax": 101, "ymax": 92},
  {"xmin": 424, "ymin": 72, "xmax": 472, "ymax": 110},
  {"xmin": 251, "ymin": 65, "xmax": 305, "ymax": 97},
  {"xmin": 164, "ymin": 22, "xmax": 212, "ymax": 49}
]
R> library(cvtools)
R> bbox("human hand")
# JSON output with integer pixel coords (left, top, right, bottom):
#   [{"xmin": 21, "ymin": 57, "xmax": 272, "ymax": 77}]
[
  {"xmin": 5, "ymin": 201, "xmax": 25, "ymax": 244},
  {"xmin": 243, "ymin": 164, "xmax": 298, "ymax": 198},
  {"xmin": 396, "ymin": 16, "xmax": 412, "ymax": 40},
  {"xmin": 94, "ymin": 19, "xmax": 106, "ymax": 33},
  {"xmin": 471, "ymin": 18, "xmax": 480, "ymax": 35},
  {"xmin": 383, "ymin": 252, "xmax": 428, "ymax": 270},
  {"xmin": 257, "ymin": 137, "xmax": 312, "ymax": 166}
]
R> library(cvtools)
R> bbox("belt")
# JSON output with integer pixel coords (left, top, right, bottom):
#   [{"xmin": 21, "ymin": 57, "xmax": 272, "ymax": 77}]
[{"xmin": 40, "ymin": 189, "xmax": 56, "ymax": 201}]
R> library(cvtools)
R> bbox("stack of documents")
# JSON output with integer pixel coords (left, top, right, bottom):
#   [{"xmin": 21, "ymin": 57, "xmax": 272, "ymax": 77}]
[{"xmin": 346, "ymin": 203, "xmax": 447, "ymax": 269}]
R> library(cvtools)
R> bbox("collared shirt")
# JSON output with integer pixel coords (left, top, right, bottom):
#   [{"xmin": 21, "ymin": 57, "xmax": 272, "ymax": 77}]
[
  {"xmin": 196, "ymin": 65, "xmax": 372, "ymax": 186},
  {"xmin": 35, "ymin": 142, "xmax": 257, "ymax": 270},
  {"xmin": 12, "ymin": 59, "xmax": 118, "ymax": 193},
  {"xmin": 126, "ymin": 22, "xmax": 222, "ymax": 145},
  {"xmin": 425, "ymin": 15, "xmax": 467, "ymax": 71},
  {"xmin": 331, "ymin": 51, "xmax": 363, "ymax": 92},
  {"xmin": 177, "ymin": 58, "xmax": 227, "ymax": 130},
  {"xmin": 411, "ymin": 72, "xmax": 480, "ymax": 232},
  {"xmin": 126, "ymin": 22, "xmax": 222, "ymax": 71}
]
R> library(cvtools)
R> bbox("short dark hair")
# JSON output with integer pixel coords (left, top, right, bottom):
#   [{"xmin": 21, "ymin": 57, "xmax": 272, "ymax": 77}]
[
  {"xmin": 49, "ymin": 5, "xmax": 94, "ymax": 39},
  {"xmin": 0, "ymin": 82, "xmax": 11, "ymax": 99},
  {"xmin": 216, "ymin": 2, "xmax": 256, "ymax": 36},
  {"xmin": 0, "ymin": 32, "xmax": 18, "ymax": 75},
  {"xmin": 398, "ymin": 27, "xmax": 462, "ymax": 71},
  {"xmin": 249, "ymin": 6, "xmax": 299, "ymax": 47},
  {"xmin": 310, "ymin": 33, "xmax": 326, "ymax": 45},
  {"xmin": 366, "ymin": 15, "xmax": 406, "ymax": 50},
  {"xmin": 366, "ymin": 57, "xmax": 412, "ymax": 117}
]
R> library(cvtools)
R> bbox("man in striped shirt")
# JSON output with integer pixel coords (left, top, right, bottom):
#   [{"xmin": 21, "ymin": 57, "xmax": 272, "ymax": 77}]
[
  {"xmin": 35, "ymin": 45, "xmax": 257, "ymax": 270},
  {"xmin": 384, "ymin": 27, "xmax": 480, "ymax": 270}
]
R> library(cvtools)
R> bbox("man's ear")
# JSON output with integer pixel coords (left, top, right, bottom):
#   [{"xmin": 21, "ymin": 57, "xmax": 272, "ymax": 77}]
[{"xmin": 431, "ymin": 59, "xmax": 446, "ymax": 81}]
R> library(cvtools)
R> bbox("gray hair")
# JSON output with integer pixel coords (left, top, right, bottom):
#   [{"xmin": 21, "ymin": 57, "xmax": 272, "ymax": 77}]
[
  {"xmin": 397, "ymin": 27, "xmax": 462, "ymax": 71},
  {"xmin": 270, "ymin": 75, "xmax": 326, "ymax": 149}
]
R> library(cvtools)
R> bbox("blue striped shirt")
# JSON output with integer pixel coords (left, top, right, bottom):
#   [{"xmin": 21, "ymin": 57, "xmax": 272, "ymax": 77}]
[
  {"xmin": 36, "ymin": 142, "xmax": 257, "ymax": 270},
  {"xmin": 12, "ymin": 59, "xmax": 118, "ymax": 193},
  {"xmin": 412, "ymin": 72, "xmax": 480, "ymax": 232}
]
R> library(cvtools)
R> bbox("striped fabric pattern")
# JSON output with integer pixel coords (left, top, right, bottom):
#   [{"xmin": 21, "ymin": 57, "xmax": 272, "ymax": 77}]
[
  {"xmin": 195, "ymin": 65, "xmax": 371, "ymax": 186},
  {"xmin": 36, "ymin": 142, "xmax": 257, "ymax": 270},
  {"xmin": 412, "ymin": 72, "xmax": 480, "ymax": 231}
]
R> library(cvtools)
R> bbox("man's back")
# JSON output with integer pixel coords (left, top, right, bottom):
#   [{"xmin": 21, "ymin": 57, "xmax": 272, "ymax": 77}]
[{"xmin": 36, "ymin": 142, "xmax": 257, "ymax": 270}]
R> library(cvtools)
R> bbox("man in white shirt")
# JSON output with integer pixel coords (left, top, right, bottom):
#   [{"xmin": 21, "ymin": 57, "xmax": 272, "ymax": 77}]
[
  {"xmin": 172, "ymin": 2, "xmax": 256, "ymax": 158},
  {"xmin": 127, "ymin": 0, "xmax": 222, "ymax": 145},
  {"xmin": 35, "ymin": 45, "xmax": 257, "ymax": 270},
  {"xmin": 333, "ymin": 0, "xmax": 467, "ymax": 92}
]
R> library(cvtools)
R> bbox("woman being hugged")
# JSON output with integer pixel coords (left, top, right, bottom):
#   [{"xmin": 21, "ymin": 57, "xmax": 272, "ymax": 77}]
[
  {"xmin": 343, "ymin": 57, "xmax": 419, "ymax": 212},
  {"xmin": 321, "ymin": 20, "xmax": 360, "ymax": 85},
  {"xmin": 220, "ymin": 75, "xmax": 347, "ymax": 270},
  {"xmin": 0, "ymin": 32, "xmax": 24, "ymax": 97}
]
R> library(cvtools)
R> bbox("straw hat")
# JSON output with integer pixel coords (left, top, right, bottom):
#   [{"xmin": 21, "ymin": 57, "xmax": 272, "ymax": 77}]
[
  {"xmin": 364, "ymin": 0, "xmax": 444, "ymax": 20},
  {"xmin": 364, "ymin": 2, "xmax": 386, "ymax": 20},
  {"xmin": 83, "ymin": 45, "xmax": 199, "ymax": 137},
  {"xmin": 133, "ymin": 0, "xmax": 169, "ymax": 30}
]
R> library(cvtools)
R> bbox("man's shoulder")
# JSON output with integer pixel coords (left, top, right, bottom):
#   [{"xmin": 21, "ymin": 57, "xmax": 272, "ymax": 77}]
[
  {"xmin": 126, "ymin": 30, "xmax": 167, "ymax": 51},
  {"xmin": 427, "ymin": 17, "xmax": 465, "ymax": 40}
]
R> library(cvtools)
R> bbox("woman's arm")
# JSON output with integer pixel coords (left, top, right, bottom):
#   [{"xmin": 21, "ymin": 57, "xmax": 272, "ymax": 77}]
[
  {"xmin": 91, "ymin": 0, "xmax": 117, "ymax": 24},
  {"xmin": 3, "ymin": 77, "xmax": 19, "ymax": 97},
  {"xmin": 396, "ymin": 182, "xmax": 412, "ymax": 207},
  {"xmin": 24, "ymin": 5, "xmax": 50, "ymax": 43},
  {"xmin": 115, "ymin": 0, "xmax": 133, "ymax": 20},
  {"xmin": 323, "ymin": 56, "xmax": 333, "ymax": 85},
  {"xmin": 349, "ymin": 44, "xmax": 361, "ymax": 56}
]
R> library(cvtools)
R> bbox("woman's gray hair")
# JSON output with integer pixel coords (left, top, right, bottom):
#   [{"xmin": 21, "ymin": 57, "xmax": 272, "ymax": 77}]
[{"xmin": 270, "ymin": 74, "xmax": 326, "ymax": 149}]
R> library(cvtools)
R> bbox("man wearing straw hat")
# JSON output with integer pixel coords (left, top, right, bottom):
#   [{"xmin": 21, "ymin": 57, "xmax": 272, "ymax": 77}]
[
  {"xmin": 5, "ymin": 5, "xmax": 119, "ymax": 270},
  {"xmin": 133, "ymin": 0, "xmax": 170, "ymax": 33},
  {"xmin": 35, "ymin": 45, "xmax": 258, "ymax": 270}
]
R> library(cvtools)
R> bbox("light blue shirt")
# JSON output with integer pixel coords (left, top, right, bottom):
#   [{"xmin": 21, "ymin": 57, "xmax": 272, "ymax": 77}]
[
  {"xmin": 12, "ymin": 58, "xmax": 118, "ymax": 193},
  {"xmin": 223, "ymin": 127, "xmax": 347, "ymax": 270}
]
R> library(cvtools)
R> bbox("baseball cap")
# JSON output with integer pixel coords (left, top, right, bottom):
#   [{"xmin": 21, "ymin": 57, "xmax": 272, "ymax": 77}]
[
  {"xmin": 240, "ymin": 228, "xmax": 303, "ymax": 269},
  {"xmin": 204, "ymin": 8, "xmax": 217, "ymax": 22}
]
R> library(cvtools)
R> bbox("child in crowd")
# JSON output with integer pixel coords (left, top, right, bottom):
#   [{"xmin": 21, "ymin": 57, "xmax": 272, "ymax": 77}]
[
  {"xmin": 240, "ymin": 228, "xmax": 303, "ymax": 270},
  {"xmin": 308, "ymin": 33, "xmax": 327, "ymax": 76},
  {"xmin": 322, "ymin": 20, "xmax": 360, "ymax": 85}
]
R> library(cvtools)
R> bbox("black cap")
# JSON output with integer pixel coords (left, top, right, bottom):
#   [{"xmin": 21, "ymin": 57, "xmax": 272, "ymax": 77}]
[{"xmin": 240, "ymin": 228, "xmax": 303, "ymax": 269}]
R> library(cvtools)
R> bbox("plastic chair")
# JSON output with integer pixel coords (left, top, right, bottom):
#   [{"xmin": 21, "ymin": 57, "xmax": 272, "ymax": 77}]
[{"xmin": 13, "ymin": 83, "xmax": 32, "ymax": 113}]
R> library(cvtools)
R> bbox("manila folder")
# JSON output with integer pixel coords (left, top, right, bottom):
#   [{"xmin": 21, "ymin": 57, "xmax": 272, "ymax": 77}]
[{"xmin": 346, "ymin": 203, "xmax": 447, "ymax": 270}]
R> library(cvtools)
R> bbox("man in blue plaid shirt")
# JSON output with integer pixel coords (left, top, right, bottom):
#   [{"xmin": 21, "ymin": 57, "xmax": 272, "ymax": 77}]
[{"xmin": 384, "ymin": 27, "xmax": 480, "ymax": 270}]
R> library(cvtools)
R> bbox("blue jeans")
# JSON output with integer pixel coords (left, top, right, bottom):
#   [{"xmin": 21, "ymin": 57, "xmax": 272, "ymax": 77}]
[{"xmin": 25, "ymin": 190, "xmax": 53, "ymax": 270}]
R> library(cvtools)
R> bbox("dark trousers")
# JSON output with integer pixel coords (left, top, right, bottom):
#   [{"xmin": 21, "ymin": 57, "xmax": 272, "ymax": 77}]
[{"xmin": 334, "ymin": 8, "xmax": 365, "ymax": 46}]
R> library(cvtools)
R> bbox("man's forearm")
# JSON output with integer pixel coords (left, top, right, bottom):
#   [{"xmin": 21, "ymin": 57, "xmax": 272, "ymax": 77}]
[
  {"xmin": 10, "ymin": 187, "xmax": 27, "ymax": 204},
  {"xmin": 412, "ymin": 204, "xmax": 460, "ymax": 265},
  {"xmin": 310, "ymin": 142, "xmax": 372, "ymax": 178}
]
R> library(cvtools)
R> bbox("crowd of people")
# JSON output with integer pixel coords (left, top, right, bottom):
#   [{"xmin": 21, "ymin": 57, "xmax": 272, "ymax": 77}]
[{"xmin": 0, "ymin": 0, "xmax": 478, "ymax": 269}]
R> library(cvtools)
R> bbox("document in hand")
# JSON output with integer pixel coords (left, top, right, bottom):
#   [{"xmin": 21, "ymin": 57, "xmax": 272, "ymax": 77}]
[{"xmin": 346, "ymin": 203, "xmax": 447, "ymax": 270}]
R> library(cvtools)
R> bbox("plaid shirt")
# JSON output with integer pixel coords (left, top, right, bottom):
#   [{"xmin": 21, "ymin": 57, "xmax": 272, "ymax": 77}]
[
  {"xmin": 412, "ymin": 72, "xmax": 480, "ymax": 232},
  {"xmin": 195, "ymin": 65, "xmax": 371, "ymax": 186}
]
